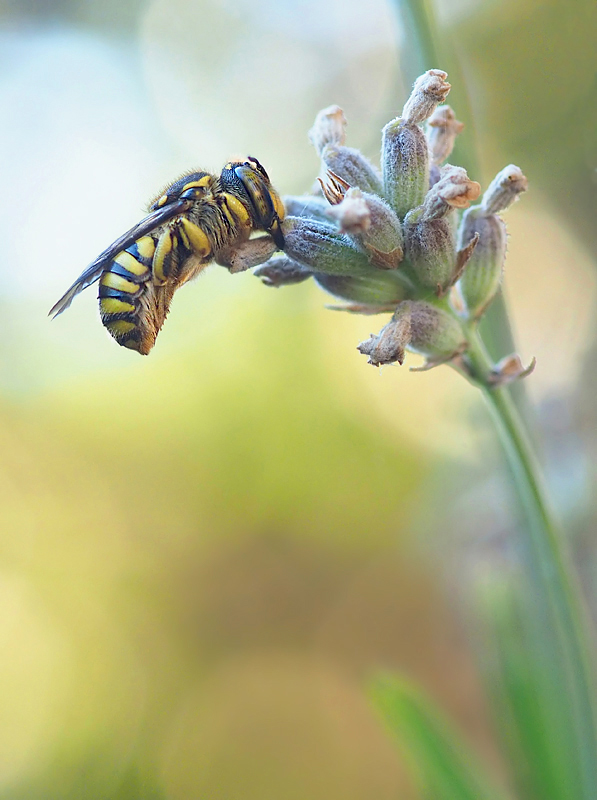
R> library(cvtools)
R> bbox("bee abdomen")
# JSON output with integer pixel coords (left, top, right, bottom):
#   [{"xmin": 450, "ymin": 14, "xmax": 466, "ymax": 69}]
[{"xmin": 98, "ymin": 236, "xmax": 156, "ymax": 352}]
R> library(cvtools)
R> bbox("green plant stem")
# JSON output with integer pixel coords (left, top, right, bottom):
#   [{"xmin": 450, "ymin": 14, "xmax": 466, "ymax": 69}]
[
  {"xmin": 464, "ymin": 327, "xmax": 597, "ymax": 796},
  {"xmin": 392, "ymin": 0, "xmax": 439, "ymax": 81}
]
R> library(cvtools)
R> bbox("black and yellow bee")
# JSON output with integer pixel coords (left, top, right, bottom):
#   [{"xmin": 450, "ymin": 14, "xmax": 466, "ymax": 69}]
[{"xmin": 49, "ymin": 157, "xmax": 285, "ymax": 354}]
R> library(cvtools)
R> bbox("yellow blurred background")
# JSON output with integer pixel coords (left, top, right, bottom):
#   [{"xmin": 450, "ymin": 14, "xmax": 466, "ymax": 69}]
[{"xmin": 0, "ymin": 0, "xmax": 595, "ymax": 797}]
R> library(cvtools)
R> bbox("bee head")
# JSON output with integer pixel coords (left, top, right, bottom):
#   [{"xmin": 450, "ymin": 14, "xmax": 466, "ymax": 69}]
[
  {"xmin": 220, "ymin": 157, "xmax": 285, "ymax": 247},
  {"xmin": 150, "ymin": 171, "xmax": 215, "ymax": 211}
]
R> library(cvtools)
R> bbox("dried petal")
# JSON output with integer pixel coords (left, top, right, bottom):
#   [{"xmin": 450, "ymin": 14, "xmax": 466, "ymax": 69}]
[
  {"xmin": 318, "ymin": 170, "xmax": 351, "ymax": 205},
  {"xmin": 402, "ymin": 70, "xmax": 451, "ymax": 124},
  {"xmin": 488, "ymin": 354, "xmax": 536, "ymax": 387},
  {"xmin": 481, "ymin": 165, "xmax": 528, "ymax": 214},
  {"xmin": 357, "ymin": 300, "xmax": 466, "ymax": 367},
  {"xmin": 357, "ymin": 314, "xmax": 410, "ymax": 366},
  {"xmin": 426, "ymin": 105, "xmax": 465, "ymax": 165},
  {"xmin": 422, "ymin": 165, "xmax": 481, "ymax": 218},
  {"xmin": 308, "ymin": 105, "xmax": 347, "ymax": 152},
  {"xmin": 326, "ymin": 187, "xmax": 371, "ymax": 233}
]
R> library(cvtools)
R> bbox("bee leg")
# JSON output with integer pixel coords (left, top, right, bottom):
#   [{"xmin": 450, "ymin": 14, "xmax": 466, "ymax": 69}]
[
  {"xmin": 268, "ymin": 216, "xmax": 285, "ymax": 249},
  {"xmin": 177, "ymin": 217, "xmax": 211, "ymax": 260},
  {"xmin": 175, "ymin": 217, "xmax": 214, "ymax": 284},
  {"xmin": 152, "ymin": 217, "xmax": 213, "ymax": 286},
  {"xmin": 152, "ymin": 224, "xmax": 181, "ymax": 286},
  {"xmin": 215, "ymin": 236, "xmax": 278, "ymax": 274}
]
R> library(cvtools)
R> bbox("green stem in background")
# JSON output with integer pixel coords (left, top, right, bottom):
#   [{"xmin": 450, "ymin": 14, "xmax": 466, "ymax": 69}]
[
  {"xmin": 388, "ymin": 1, "xmax": 597, "ymax": 790},
  {"xmin": 392, "ymin": 0, "xmax": 439, "ymax": 81},
  {"xmin": 464, "ymin": 327, "xmax": 597, "ymax": 797}
]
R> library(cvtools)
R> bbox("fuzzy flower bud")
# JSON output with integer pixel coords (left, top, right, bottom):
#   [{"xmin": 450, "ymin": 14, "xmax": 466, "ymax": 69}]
[
  {"xmin": 381, "ymin": 119, "xmax": 429, "ymax": 219},
  {"xmin": 320, "ymin": 143, "xmax": 383, "ymax": 196},
  {"xmin": 404, "ymin": 166, "xmax": 481, "ymax": 291},
  {"xmin": 382, "ymin": 72, "xmax": 451, "ymax": 214},
  {"xmin": 426, "ymin": 105, "xmax": 464, "ymax": 165},
  {"xmin": 457, "ymin": 165, "xmax": 527, "ymax": 318},
  {"xmin": 357, "ymin": 300, "xmax": 466, "ymax": 367},
  {"xmin": 326, "ymin": 187, "xmax": 371, "ymax": 233},
  {"xmin": 481, "ymin": 165, "xmax": 528, "ymax": 214},
  {"xmin": 283, "ymin": 195, "xmax": 331, "ymax": 223},
  {"xmin": 422, "ymin": 165, "xmax": 481, "ymax": 215},
  {"xmin": 326, "ymin": 187, "xmax": 404, "ymax": 270},
  {"xmin": 254, "ymin": 254, "xmax": 313, "ymax": 287},
  {"xmin": 308, "ymin": 105, "xmax": 346, "ymax": 151},
  {"xmin": 314, "ymin": 271, "xmax": 409, "ymax": 308},
  {"xmin": 281, "ymin": 216, "xmax": 374, "ymax": 277},
  {"xmin": 309, "ymin": 106, "xmax": 383, "ymax": 196},
  {"xmin": 401, "ymin": 70, "xmax": 451, "ymax": 124}
]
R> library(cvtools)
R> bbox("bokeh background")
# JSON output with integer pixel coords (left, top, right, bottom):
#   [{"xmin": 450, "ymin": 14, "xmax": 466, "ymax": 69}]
[{"xmin": 0, "ymin": 0, "xmax": 595, "ymax": 797}]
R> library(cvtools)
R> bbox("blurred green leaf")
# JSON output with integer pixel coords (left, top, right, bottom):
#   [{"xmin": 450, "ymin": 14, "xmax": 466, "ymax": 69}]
[
  {"xmin": 371, "ymin": 674, "xmax": 508, "ymax": 800},
  {"xmin": 474, "ymin": 568, "xmax": 593, "ymax": 800}
]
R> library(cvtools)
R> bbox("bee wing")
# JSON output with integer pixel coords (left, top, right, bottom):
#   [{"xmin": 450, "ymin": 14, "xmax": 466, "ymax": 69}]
[{"xmin": 49, "ymin": 199, "xmax": 190, "ymax": 319}]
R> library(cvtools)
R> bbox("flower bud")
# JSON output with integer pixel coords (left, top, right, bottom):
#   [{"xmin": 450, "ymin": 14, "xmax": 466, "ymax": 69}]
[
  {"xmin": 381, "ymin": 119, "xmax": 429, "ymax": 219},
  {"xmin": 281, "ymin": 216, "xmax": 373, "ymax": 277},
  {"xmin": 404, "ymin": 301, "xmax": 466, "ymax": 365},
  {"xmin": 401, "ymin": 70, "xmax": 452, "ymax": 125},
  {"xmin": 326, "ymin": 186, "xmax": 371, "ymax": 234},
  {"xmin": 426, "ymin": 105, "xmax": 464, "ymax": 165},
  {"xmin": 254, "ymin": 254, "xmax": 313, "ymax": 287},
  {"xmin": 326, "ymin": 187, "xmax": 404, "ymax": 270},
  {"xmin": 314, "ymin": 270, "xmax": 409, "ymax": 307},
  {"xmin": 481, "ymin": 165, "xmax": 528, "ymax": 214},
  {"xmin": 320, "ymin": 143, "xmax": 383, "ymax": 196},
  {"xmin": 357, "ymin": 300, "xmax": 466, "ymax": 367},
  {"xmin": 404, "ymin": 166, "xmax": 481, "ymax": 292},
  {"xmin": 309, "ymin": 105, "xmax": 383, "ymax": 196},
  {"xmin": 421, "ymin": 165, "xmax": 481, "ymax": 215},
  {"xmin": 308, "ymin": 105, "xmax": 346, "ymax": 151},
  {"xmin": 283, "ymin": 195, "xmax": 331, "ymax": 222},
  {"xmin": 456, "ymin": 210, "xmax": 506, "ymax": 317},
  {"xmin": 488, "ymin": 353, "xmax": 536, "ymax": 387},
  {"xmin": 457, "ymin": 165, "xmax": 527, "ymax": 318}
]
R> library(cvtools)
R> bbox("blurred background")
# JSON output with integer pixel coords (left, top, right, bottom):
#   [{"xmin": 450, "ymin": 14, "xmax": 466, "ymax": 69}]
[{"xmin": 0, "ymin": 0, "xmax": 595, "ymax": 797}]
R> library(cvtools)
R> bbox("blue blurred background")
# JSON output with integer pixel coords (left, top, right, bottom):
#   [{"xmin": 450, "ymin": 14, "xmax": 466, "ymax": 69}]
[{"xmin": 0, "ymin": 0, "xmax": 595, "ymax": 797}]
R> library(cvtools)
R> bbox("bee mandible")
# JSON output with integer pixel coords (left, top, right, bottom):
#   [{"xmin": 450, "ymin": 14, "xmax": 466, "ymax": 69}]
[{"xmin": 49, "ymin": 157, "xmax": 285, "ymax": 354}]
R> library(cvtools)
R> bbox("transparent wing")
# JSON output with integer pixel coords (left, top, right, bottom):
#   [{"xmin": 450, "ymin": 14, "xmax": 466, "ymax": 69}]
[{"xmin": 49, "ymin": 199, "xmax": 190, "ymax": 318}]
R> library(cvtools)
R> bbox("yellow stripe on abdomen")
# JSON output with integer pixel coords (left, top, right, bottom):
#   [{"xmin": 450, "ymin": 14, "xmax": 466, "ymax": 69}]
[
  {"xmin": 114, "ymin": 250, "xmax": 149, "ymax": 277},
  {"xmin": 100, "ymin": 297, "xmax": 135, "ymax": 315},
  {"xmin": 100, "ymin": 272, "xmax": 140, "ymax": 294},
  {"xmin": 106, "ymin": 320, "xmax": 136, "ymax": 336},
  {"xmin": 136, "ymin": 236, "xmax": 155, "ymax": 260}
]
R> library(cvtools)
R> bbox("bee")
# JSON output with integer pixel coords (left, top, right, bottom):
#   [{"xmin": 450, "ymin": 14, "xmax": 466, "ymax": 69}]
[{"xmin": 49, "ymin": 157, "xmax": 285, "ymax": 354}]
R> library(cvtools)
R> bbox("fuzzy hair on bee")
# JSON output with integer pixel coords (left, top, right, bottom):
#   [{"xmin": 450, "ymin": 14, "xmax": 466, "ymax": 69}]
[{"xmin": 49, "ymin": 157, "xmax": 285, "ymax": 355}]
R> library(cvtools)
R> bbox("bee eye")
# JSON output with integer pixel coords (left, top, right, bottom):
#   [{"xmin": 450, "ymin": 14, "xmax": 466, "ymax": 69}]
[{"xmin": 179, "ymin": 186, "xmax": 206, "ymax": 201}]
